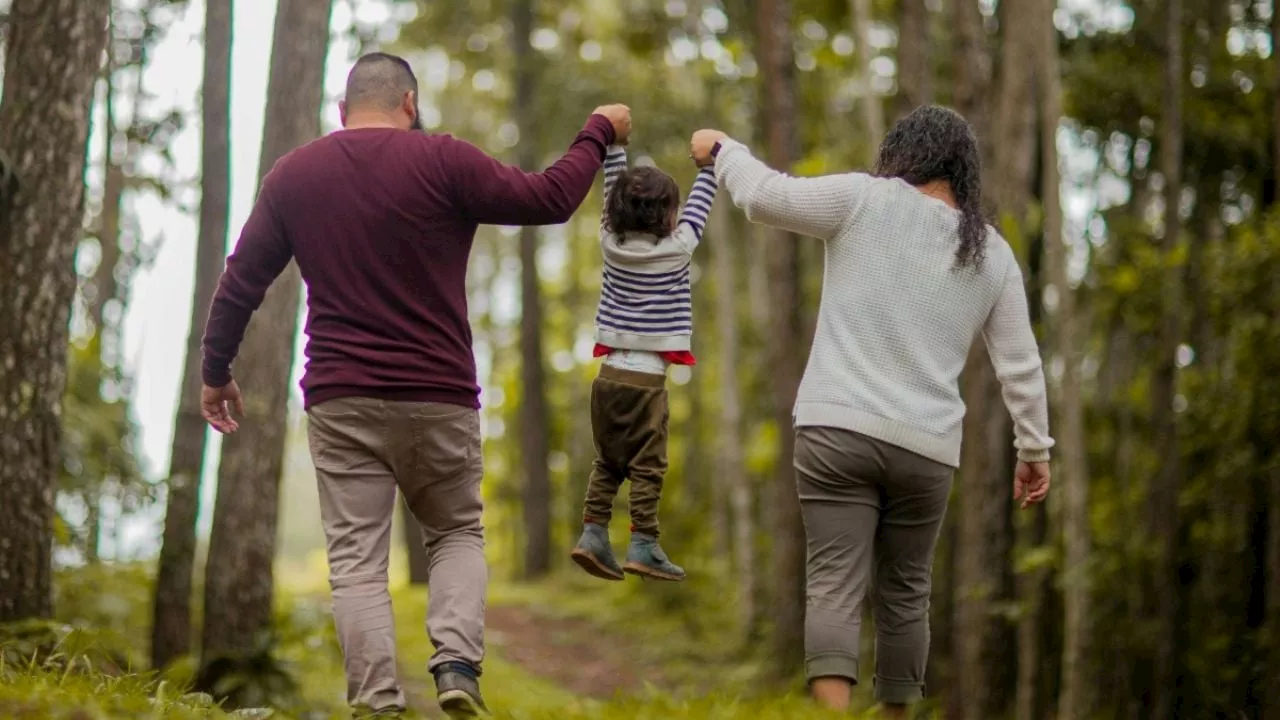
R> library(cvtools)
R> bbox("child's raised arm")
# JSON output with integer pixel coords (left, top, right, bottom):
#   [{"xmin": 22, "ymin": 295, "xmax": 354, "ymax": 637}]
[
  {"xmin": 673, "ymin": 165, "xmax": 718, "ymax": 251},
  {"xmin": 601, "ymin": 145, "xmax": 628, "ymax": 234}
]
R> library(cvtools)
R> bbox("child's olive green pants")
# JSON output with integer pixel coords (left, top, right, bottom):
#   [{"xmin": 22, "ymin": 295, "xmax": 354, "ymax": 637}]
[{"xmin": 582, "ymin": 365, "xmax": 669, "ymax": 537}]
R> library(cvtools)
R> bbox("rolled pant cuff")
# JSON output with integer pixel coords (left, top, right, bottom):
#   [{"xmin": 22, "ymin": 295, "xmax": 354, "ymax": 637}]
[
  {"xmin": 805, "ymin": 652, "xmax": 859, "ymax": 684},
  {"xmin": 874, "ymin": 676, "xmax": 923, "ymax": 704}
]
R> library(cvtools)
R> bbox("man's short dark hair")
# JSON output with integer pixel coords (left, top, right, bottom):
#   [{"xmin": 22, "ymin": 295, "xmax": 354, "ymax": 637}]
[{"xmin": 345, "ymin": 52, "xmax": 419, "ymax": 115}]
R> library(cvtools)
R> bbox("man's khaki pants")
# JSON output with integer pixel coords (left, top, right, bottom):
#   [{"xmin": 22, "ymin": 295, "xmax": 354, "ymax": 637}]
[{"xmin": 307, "ymin": 397, "xmax": 486, "ymax": 713}]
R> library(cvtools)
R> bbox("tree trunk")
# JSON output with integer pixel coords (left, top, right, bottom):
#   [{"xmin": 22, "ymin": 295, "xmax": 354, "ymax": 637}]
[
  {"xmin": 852, "ymin": 0, "xmax": 884, "ymax": 164},
  {"xmin": 756, "ymin": 0, "xmax": 806, "ymax": 677},
  {"xmin": 1035, "ymin": 1, "xmax": 1091, "ymax": 713},
  {"xmin": 151, "ymin": 0, "xmax": 233, "ymax": 670},
  {"xmin": 1267, "ymin": 463, "xmax": 1280, "ymax": 720},
  {"xmin": 953, "ymin": 1, "xmax": 1034, "ymax": 717},
  {"xmin": 0, "ymin": 0, "xmax": 110, "ymax": 624},
  {"xmin": 1270, "ymin": 8, "xmax": 1280, "ymax": 705},
  {"xmin": 401, "ymin": 496, "xmax": 430, "ymax": 584},
  {"xmin": 511, "ymin": 0, "xmax": 552, "ymax": 579},
  {"xmin": 93, "ymin": 65, "xmax": 124, "ymax": 345},
  {"xmin": 950, "ymin": 0, "xmax": 990, "ymax": 140},
  {"xmin": 894, "ymin": 0, "xmax": 933, "ymax": 122},
  {"xmin": 564, "ymin": 222, "xmax": 591, "ymax": 548},
  {"xmin": 709, "ymin": 195, "xmax": 754, "ymax": 629},
  {"xmin": 1150, "ymin": 1, "xmax": 1183, "ymax": 717},
  {"xmin": 1274, "ymin": 2, "xmax": 1280, "ymax": 194},
  {"xmin": 201, "ymin": 0, "xmax": 333, "ymax": 662}
]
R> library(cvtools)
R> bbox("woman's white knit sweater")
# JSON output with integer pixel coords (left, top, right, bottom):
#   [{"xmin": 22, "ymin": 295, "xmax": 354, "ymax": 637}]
[{"xmin": 713, "ymin": 139, "xmax": 1054, "ymax": 468}]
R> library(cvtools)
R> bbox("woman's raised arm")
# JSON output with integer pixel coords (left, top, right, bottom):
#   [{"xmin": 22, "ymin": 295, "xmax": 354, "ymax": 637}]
[{"xmin": 691, "ymin": 130, "xmax": 869, "ymax": 242}]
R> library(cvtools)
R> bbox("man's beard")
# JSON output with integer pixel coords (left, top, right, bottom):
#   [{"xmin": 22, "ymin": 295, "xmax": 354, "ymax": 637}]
[{"xmin": 410, "ymin": 105, "xmax": 424, "ymax": 131}]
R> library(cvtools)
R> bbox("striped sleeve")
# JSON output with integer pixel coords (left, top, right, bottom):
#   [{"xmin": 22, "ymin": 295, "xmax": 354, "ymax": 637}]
[
  {"xmin": 677, "ymin": 167, "xmax": 717, "ymax": 242},
  {"xmin": 601, "ymin": 145, "xmax": 628, "ymax": 220}
]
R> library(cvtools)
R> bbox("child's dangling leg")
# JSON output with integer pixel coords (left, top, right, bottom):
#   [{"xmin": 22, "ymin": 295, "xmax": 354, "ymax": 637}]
[
  {"xmin": 570, "ymin": 459, "xmax": 626, "ymax": 581},
  {"xmin": 618, "ymin": 378, "xmax": 685, "ymax": 582},
  {"xmin": 570, "ymin": 373, "xmax": 627, "ymax": 581}
]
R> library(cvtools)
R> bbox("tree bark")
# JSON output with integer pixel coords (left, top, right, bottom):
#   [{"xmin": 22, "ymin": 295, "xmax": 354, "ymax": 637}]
[
  {"xmin": 201, "ymin": 0, "xmax": 333, "ymax": 662},
  {"xmin": 709, "ymin": 195, "xmax": 754, "ymax": 630},
  {"xmin": 511, "ymin": 0, "xmax": 552, "ymax": 579},
  {"xmin": 852, "ymin": 0, "xmax": 884, "ymax": 164},
  {"xmin": 151, "ymin": 0, "xmax": 233, "ymax": 670},
  {"xmin": 1270, "ymin": 6, "xmax": 1280, "ymax": 704},
  {"xmin": 1268, "ymin": 463, "xmax": 1280, "ymax": 720},
  {"xmin": 894, "ymin": 0, "xmax": 933, "ymax": 122},
  {"xmin": 1150, "ymin": 1, "xmax": 1183, "ymax": 717},
  {"xmin": 1035, "ymin": 1, "xmax": 1091, "ymax": 714},
  {"xmin": 93, "ymin": 64, "xmax": 125, "ymax": 346},
  {"xmin": 0, "ymin": 0, "xmax": 110, "ymax": 623},
  {"xmin": 756, "ymin": 0, "xmax": 806, "ymax": 677},
  {"xmin": 950, "ymin": 0, "xmax": 990, "ymax": 140},
  {"xmin": 954, "ymin": 2, "xmax": 1034, "ymax": 717},
  {"xmin": 563, "ymin": 220, "xmax": 591, "ymax": 548}
]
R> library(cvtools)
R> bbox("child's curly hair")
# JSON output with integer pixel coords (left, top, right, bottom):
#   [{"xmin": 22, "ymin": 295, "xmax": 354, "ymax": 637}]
[{"xmin": 603, "ymin": 166, "xmax": 680, "ymax": 238}]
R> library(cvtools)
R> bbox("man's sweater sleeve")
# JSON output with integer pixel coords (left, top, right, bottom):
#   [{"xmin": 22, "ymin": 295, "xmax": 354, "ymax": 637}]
[
  {"xmin": 982, "ymin": 256, "xmax": 1055, "ymax": 462},
  {"xmin": 201, "ymin": 172, "xmax": 293, "ymax": 387},
  {"xmin": 713, "ymin": 138, "xmax": 869, "ymax": 242},
  {"xmin": 450, "ymin": 114, "xmax": 615, "ymax": 226}
]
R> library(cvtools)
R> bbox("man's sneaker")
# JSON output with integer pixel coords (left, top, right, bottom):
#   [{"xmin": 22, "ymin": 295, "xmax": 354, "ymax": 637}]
[
  {"xmin": 623, "ymin": 533, "xmax": 685, "ymax": 581},
  {"xmin": 569, "ymin": 523, "xmax": 625, "ymax": 581},
  {"xmin": 434, "ymin": 662, "xmax": 488, "ymax": 718}
]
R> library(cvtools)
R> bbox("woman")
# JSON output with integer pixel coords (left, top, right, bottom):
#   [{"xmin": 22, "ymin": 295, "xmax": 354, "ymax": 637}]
[{"xmin": 689, "ymin": 106, "xmax": 1054, "ymax": 716}]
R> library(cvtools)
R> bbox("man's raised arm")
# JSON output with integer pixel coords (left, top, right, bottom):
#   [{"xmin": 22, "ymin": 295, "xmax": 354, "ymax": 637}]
[{"xmin": 449, "ymin": 105, "xmax": 631, "ymax": 227}]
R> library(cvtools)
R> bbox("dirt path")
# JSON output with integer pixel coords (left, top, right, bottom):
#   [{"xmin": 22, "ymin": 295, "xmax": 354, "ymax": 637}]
[
  {"xmin": 485, "ymin": 603, "xmax": 669, "ymax": 699},
  {"xmin": 400, "ymin": 601, "xmax": 671, "ymax": 716}
]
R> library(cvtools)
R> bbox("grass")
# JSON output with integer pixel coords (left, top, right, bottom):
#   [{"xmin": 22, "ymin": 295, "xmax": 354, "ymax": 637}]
[{"xmin": 2, "ymin": 558, "xmax": 883, "ymax": 718}]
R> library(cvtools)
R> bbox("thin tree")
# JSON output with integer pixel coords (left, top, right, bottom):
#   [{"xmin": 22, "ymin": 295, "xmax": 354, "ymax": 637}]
[
  {"xmin": 708, "ymin": 195, "xmax": 755, "ymax": 631},
  {"xmin": 756, "ymin": 0, "xmax": 806, "ymax": 676},
  {"xmin": 894, "ymin": 0, "xmax": 933, "ymax": 121},
  {"xmin": 0, "ymin": 0, "xmax": 111, "ymax": 623},
  {"xmin": 151, "ymin": 0, "xmax": 233, "ymax": 670},
  {"xmin": 1269, "ymin": 8, "xmax": 1280, "ymax": 715},
  {"xmin": 955, "ymin": 0, "xmax": 1034, "ymax": 716},
  {"xmin": 512, "ymin": 0, "xmax": 553, "ymax": 579},
  {"xmin": 1150, "ymin": 0, "xmax": 1183, "ymax": 716},
  {"xmin": 201, "ymin": 0, "xmax": 334, "ymax": 662},
  {"xmin": 1036, "ymin": 1, "xmax": 1091, "ymax": 717},
  {"xmin": 852, "ymin": 0, "xmax": 884, "ymax": 164}
]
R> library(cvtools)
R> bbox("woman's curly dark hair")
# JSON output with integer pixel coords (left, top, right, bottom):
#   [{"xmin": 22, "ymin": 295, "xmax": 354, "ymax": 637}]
[
  {"xmin": 604, "ymin": 166, "xmax": 680, "ymax": 238},
  {"xmin": 874, "ymin": 105, "xmax": 988, "ymax": 270}
]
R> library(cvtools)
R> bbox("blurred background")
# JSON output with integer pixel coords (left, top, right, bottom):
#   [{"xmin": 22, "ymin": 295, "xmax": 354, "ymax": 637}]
[{"xmin": 1, "ymin": 0, "xmax": 1278, "ymax": 718}]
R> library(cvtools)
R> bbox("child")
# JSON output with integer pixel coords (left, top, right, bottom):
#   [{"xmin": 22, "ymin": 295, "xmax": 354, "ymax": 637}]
[{"xmin": 569, "ymin": 143, "xmax": 717, "ymax": 582}]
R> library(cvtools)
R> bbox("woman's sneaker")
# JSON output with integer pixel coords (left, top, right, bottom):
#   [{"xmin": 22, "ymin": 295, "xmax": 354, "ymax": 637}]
[
  {"xmin": 623, "ymin": 533, "xmax": 685, "ymax": 581},
  {"xmin": 570, "ymin": 523, "xmax": 625, "ymax": 581},
  {"xmin": 434, "ymin": 662, "xmax": 488, "ymax": 718}
]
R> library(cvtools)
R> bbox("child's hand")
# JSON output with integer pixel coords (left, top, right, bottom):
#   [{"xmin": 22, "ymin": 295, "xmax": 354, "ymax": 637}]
[{"xmin": 690, "ymin": 129, "xmax": 727, "ymax": 167}]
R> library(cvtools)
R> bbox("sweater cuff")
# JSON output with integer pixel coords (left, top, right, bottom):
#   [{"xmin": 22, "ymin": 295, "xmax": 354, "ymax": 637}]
[
  {"xmin": 203, "ymin": 361, "xmax": 232, "ymax": 389},
  {"xmin": 583, "ymin": 113, "xmax": 617, "ymax": 149},
  {"xmin": 1017, "ymin": 447, "xmax": 1052, "ymax": 463}
]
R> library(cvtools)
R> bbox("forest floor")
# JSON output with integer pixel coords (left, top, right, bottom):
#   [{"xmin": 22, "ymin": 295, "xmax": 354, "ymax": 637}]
[
  {"xmin": 0, "ymin": 564, "xmax": 872, "ymax": 719},
  {"xmin": 389, "ymin": 578, "xmax": 859, "ymax": 719}
]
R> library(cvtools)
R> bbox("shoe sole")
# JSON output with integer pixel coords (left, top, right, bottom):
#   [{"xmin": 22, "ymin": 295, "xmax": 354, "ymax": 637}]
[
  {"xmin": 623, "ymin": 561, "xmax": 685, "ymax": 582},
  {"xmin": 439, "ymin": 689, "xmax": 488, "ymax": 718},
  {"xmin": 570, "ymin": 548, "xmax": 625, "ymax": 581}
]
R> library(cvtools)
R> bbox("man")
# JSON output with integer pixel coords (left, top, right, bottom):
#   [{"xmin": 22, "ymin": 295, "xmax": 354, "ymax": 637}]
[{"xmin": 199, "ymin": 52, "xmax": 631, "ymax": 718}]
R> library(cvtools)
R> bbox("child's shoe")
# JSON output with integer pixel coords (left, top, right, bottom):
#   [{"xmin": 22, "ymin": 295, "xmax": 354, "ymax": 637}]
[
  {"xmin": 570, "ymin": 523, "xmax": 625, "ymax": 581},
  {"xmin": 623, "ymin": 533, "xmax": 685, "ymax": 581}
]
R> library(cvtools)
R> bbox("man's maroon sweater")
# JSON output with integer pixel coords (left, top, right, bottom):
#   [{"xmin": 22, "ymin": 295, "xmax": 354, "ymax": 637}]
[{"xmin": 201, "ymin": 114, "xmax": 615, "ymax": 409}]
